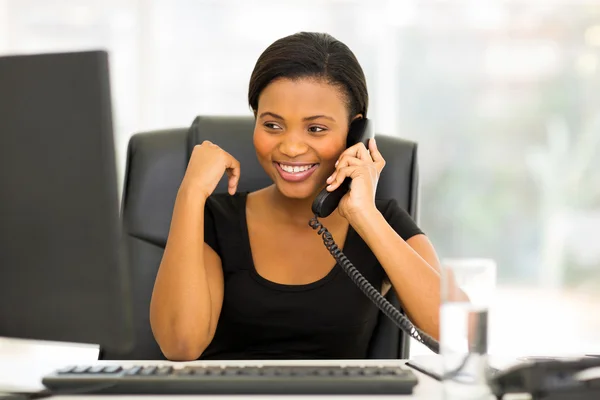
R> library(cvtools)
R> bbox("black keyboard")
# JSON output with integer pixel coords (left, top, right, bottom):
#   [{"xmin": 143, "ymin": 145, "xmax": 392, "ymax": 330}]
[{"xmin": 42, "ymin": 364, "xmax": 419, "ymax": 395}]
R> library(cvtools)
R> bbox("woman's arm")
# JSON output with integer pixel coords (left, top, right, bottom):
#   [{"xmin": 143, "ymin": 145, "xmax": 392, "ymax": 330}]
[
  {"xmin": 326, "ymin": 139, "xmax": 469, "ymax": 342},
  {"xmin": 150, "ymin": 142, "xmax": 239, "ymax": 361},
  {"xmin": 149, "ymin": 186, "xmax": 224, "ymax": 361},
  {"xmin": 349, "ymin": 209, "xmax": 442, "ymax": 341}
]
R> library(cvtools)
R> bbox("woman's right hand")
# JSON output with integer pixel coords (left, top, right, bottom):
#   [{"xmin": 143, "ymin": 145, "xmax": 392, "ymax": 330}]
[{"xmin": 179, "ymin": 141, "xmax": 241, "ymax": 199}]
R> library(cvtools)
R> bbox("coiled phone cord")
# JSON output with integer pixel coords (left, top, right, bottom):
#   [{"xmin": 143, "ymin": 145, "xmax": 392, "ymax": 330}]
[{"xmin": 309, "ymin": 215, "xmax": 441, "ymax": 355}]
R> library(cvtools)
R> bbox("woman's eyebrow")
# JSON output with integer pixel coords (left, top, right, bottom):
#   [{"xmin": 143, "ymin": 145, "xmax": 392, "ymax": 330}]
[
  {"xmin": 303, "ymin": 115, "xmax": 336, "ymax": 122},
  {"xmin": 258, "ymin": 111, "xmax": 284, "ymax": 120},
  {"xmin": 258, "ymin": 112, "xmax": 336, "ymax": 123}
]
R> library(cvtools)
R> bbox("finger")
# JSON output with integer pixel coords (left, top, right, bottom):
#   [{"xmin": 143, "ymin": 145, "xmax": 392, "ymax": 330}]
[
  {"xmin": 326, "ymin": 170, "xmax": 337, "ymax": 185},
  {"xmin": 327, "ymin": 166, "xmax": 360, "ymax": 192},
  {"xmin": 336, "ymin": 155, "xmax": 364, "ymax": 170},
  {"xmin": 368, "ymin": 138, "xmax": 385, "ymax": 166},
  {"xmin": 355, "ymin": 142, "xmax": 372, "ymax": 162},
  {"xmin": 225, "ymin": 168, "xmax": 239, "ymax": 195},
  {"xmin": 334, "ymin": 148, "xmax": 367, "ymax": 171},
  {"xmin": 338, "ymin": 142, "xmax": 366, "ymax": 160},
  {"xmin": 327, "ymin": 156, "xmax": 363, "ymax": 185},
  {"xmin": 223, "ymin": 154, "xmax": 241, "ymax": 194}
]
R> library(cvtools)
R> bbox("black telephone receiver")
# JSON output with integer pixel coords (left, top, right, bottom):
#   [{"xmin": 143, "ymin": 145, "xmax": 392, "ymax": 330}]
[
  {"xmin": 308, "ymin": 118, "xmax": 441, "ymax": 354},
  {"xmin": 311, "ymin": 118, "xmax": 374, "ymax": 218}
]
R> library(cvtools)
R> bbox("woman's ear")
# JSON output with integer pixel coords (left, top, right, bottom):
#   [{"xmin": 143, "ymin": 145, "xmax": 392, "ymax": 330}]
[{"xmin": 351, "ymin": 114, "xmax": 364, "ymax": 122}]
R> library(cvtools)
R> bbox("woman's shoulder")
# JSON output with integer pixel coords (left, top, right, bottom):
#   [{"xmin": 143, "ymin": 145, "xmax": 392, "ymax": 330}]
[
  {"xmin": 374, "ymin": 197, "xmax": 424, "ymax": 240},
  {"xmin": 374, "ymin": 197, "xmax": 407, "ymax": 216},
  {"xmin": 205, "ymin": 191, "xmax": 248, "ymax": 218}
]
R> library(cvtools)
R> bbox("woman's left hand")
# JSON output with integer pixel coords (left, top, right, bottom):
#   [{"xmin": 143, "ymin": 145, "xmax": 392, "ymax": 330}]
[{"xmin": 325, "ymin": 138, "xmax": 386, "ymax": 222}]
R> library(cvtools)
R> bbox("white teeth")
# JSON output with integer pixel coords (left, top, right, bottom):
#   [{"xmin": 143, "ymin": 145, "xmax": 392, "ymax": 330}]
[{"xmin": 279, "ymin": 164, "xmax": 314, "ymax": 173}]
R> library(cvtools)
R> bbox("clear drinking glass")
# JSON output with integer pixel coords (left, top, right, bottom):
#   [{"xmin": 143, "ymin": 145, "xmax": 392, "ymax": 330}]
[{"xmin": 440, "ymin": 258, "xmax": 496, "ymax": 399}]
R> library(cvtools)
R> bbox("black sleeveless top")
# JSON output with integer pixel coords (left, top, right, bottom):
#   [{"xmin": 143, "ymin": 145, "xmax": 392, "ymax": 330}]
[{"xmin": 199, "ymin": 192, "xmax": 423, "ymax": 360}]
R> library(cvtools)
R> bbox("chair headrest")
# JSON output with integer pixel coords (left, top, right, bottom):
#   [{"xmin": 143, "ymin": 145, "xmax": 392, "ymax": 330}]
[{"xmin": 185, "ymin": 115, "xmax": 418, "ymax": 215}]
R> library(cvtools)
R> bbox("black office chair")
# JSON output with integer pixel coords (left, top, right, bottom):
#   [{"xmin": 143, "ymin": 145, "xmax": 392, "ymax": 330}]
[{"xmin": 105, "ymin": 116, "xmax": 420, "ymax": 361}]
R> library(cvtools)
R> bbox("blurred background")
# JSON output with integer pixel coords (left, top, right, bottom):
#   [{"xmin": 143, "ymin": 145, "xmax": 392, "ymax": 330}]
[{"xmin": 1, "ymin": 0, "xmax": 598, "ymax": 357}]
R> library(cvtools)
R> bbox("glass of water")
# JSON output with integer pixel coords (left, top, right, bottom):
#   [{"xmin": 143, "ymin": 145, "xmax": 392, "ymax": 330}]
[{"xmin": 440, "ymin": 258, "xmax": 496, "ymax": 399}]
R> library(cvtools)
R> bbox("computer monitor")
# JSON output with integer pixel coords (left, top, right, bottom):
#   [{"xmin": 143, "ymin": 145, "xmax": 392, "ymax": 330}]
[{"xmin": 0, "ymin": 50, "xmax": 133, "ymax": 355}]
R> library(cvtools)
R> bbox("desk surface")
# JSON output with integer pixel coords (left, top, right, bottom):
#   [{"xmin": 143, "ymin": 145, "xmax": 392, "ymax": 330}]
[{"xmin": 0, "ymin": 338, "xmax": 530, "ymax": 400}]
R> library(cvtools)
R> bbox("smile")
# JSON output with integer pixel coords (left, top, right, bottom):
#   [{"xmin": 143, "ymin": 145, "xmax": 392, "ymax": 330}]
[{"xmin": 274, "ymin": 162, "xmax": 318, "ymax": 182}]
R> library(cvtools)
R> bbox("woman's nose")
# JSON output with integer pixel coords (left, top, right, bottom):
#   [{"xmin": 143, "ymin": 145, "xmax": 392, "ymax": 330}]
[{"xmin": 278, "ymin": 133, "xmax": 309, "ymax": 158}]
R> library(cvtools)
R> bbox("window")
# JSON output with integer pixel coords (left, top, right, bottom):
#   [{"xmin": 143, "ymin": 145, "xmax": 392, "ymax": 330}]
[{"xmin": 2, "ymin": 0, "xmax": 599, "ymax": 357}]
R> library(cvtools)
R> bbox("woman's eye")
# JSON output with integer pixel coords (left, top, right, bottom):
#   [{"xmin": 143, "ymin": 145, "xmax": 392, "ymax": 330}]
[
  {"xmin": 308, "ymin": 126, "xmax": 326, "ymax": 133},
  {"xmin": 264, "ymin": 122, "xmax": 282, "ymax": 130}
]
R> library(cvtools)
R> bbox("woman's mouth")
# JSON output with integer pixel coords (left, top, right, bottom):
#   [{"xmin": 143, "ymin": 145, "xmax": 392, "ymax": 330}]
[{"xmin": 274, "ymin": 162, "xmax": 318, "ymax": 182}]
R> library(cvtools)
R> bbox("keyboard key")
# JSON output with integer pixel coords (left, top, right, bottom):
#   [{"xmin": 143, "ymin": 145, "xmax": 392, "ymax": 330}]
[
  {"xmin": 72, "ymin": 366, "xmax": 90, "ymax": 374},
  {"xmin": 206, "ymin": 367, "xmax": 225, "ymax": 376},
  {"xmin": 260, "ymin": 366, "xmax": 278, "ymax": 376},
  {"xmin": 140, "ymin": 366, "xmax": 157, "ymax": 375},
  {"xmin": 388, "ymin": 367, "xmax": 405, "ymax": 376},
  {"xmin": 88, "ymin": 365, "xmax": 106, "ymax": 374},
  {"xmin": 223, "ymin": 367, "xmax": 241, "ymax": 376},
  {"xmin": 187, "ymin": 367, "xmax": 207, "ymax": 376},
  {"xmin": 56, "ymin": 366, "xmax": 76, "ymax": 374},
  {"xmin": 123, "ymin": 366, "xmax": 142, "ymax": 376},
  {"xmin": 289, "ymin": 367, "xmax": 311, "ymax": 376},
  {"xmin": 238, "ymin": 367, "xmax": 260, "ymax": 376},
  {"xmin": 155, "ymin": 366, "xmax": 173, "ymax": 376},
  {"xmin": 174, "ymin": 367, "xmax": 193, "ymax": 376},
  {"xmin": 102, "ymin": 366, "xmax": 123, "ymax": 374}
]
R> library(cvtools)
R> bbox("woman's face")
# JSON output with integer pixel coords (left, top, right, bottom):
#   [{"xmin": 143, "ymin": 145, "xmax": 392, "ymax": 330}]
[{"xmin": 253, "ymin": 77, "xmax": 354, "ymax": 200}]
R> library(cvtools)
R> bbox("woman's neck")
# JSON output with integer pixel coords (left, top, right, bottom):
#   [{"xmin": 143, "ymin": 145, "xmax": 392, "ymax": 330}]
[{"xmin": 261, "ymin": 184, "xmax": 324, "ymax": 227}]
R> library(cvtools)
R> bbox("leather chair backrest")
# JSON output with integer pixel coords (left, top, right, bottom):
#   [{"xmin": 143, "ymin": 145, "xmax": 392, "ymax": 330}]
[{"xmin": 107, "ymin": 116, "xmax": 419, "ymax": 360}]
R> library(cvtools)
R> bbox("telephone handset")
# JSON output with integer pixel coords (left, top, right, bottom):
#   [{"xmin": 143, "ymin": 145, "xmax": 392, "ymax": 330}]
[
  {"xmin": 311, "ymin": 118, "xmax": 374, "ymax": 218},
  {"xmin": 309, "ymin": 118, "xmax": 441, "ymax": 354}
]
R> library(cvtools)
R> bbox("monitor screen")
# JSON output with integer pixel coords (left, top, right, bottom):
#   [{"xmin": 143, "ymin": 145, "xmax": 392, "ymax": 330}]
[{"xmin": 0, "ymin": 50, "xmax": 133, "ymax": 355}]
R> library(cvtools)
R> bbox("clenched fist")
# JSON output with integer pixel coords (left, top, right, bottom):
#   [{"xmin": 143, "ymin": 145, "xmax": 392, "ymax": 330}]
[{"xmin": 179, "ymin": 141, "xmax": 241, "ymax": 200}]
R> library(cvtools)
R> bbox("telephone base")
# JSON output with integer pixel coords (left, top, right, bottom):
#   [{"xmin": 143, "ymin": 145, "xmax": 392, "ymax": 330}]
[{"xmin": 490, "ymin": 357, "xmax": 600, "ymax": 400}]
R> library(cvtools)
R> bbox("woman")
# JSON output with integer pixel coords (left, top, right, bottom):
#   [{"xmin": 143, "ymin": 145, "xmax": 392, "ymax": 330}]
[{"xmin": 149, "ymin": 32, "xmax": 442, "ymax": 361}]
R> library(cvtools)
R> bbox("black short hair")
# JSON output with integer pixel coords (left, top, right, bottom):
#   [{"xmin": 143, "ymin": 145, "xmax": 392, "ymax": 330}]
[{"xmin": 248, "ymin": 32, "xmax": 368, "ymax": 124}]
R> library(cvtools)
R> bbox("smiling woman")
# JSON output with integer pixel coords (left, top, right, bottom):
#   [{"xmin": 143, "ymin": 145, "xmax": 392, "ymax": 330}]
[{"xmin": 149, "ymin": 31, "xmax": 443, "ymax": 361}]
